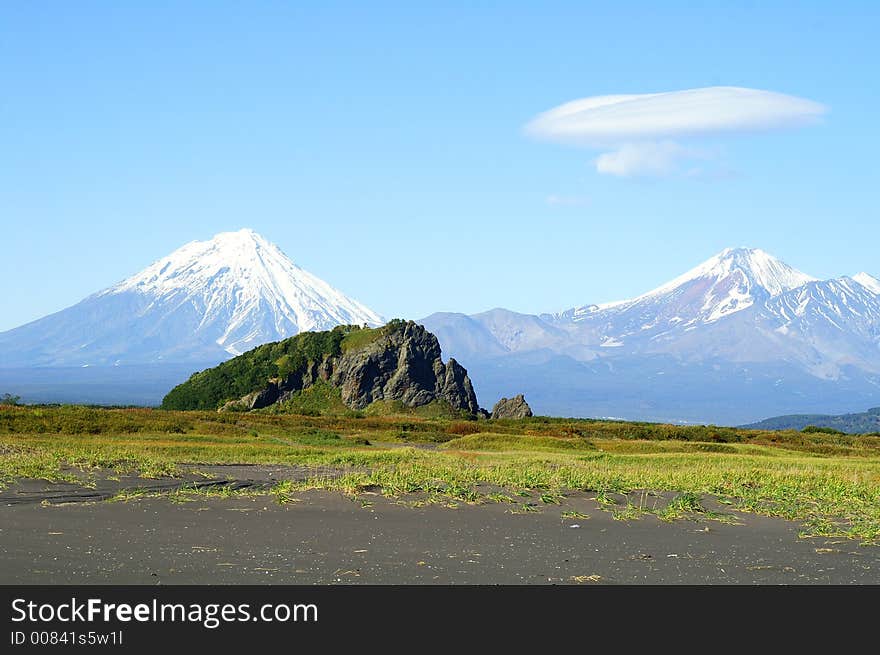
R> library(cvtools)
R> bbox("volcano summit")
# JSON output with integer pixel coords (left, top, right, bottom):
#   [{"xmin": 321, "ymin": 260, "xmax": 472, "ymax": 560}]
[{"xmin": 0, "ymin": 229, "xmax": 383, "ymax": 367}]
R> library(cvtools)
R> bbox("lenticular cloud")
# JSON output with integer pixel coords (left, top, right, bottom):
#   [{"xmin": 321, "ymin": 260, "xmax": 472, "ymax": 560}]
[
  {"xmin": 524, "ymin": 86, "xmax": 827, "ymax": 146},
  {"xmin": 524, "ymin": 86, "xmax": 826, "ymax": 178}
]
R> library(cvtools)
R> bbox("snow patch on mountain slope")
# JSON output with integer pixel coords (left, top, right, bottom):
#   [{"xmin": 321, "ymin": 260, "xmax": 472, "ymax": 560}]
[
  {"xmin": 853, "ymin": 272, "xmax": 880, "ymax": 295},
  {"xmin": 765, "ymin": 277, "xmax": 880, "ymax": 331}
]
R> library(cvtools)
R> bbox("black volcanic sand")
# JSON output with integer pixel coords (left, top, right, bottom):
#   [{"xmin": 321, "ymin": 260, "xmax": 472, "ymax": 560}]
[
  {"xmin": 1, "ymin": 471, "xmax": 878, "ymax": 584},
  {"xmin": 0, "ymin": 464, "xmax": 357, "ymax": 506}
]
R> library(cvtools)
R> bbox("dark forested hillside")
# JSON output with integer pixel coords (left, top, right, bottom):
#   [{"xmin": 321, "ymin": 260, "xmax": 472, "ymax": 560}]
[{"xmin": 744, "ymin": 407, "xmax": 880, "ymax": 434}]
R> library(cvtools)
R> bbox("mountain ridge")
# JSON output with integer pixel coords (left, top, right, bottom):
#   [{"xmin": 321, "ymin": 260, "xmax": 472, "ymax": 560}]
[
  {"xmin": 420, "ymin": 247, "xmax": 880, "ymax": 424},
  {"xmin": 427, "ymin": 247, "xmax": 880, "ymax": 367},
  {"xmin": 3, "ymin": 239, "xmax": 879, "ymax": 424},
  {"xmin": 743, "ymin": 406, "xmax": 880, "ymax": 434}
]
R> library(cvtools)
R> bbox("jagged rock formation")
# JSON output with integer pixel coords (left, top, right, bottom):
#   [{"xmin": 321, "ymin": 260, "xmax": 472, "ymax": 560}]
[
  {"xmin": 173, "ymin": 320, "xmax": 481, "ymax": 415},
  {"xmin": 491, "ymin": 394, "xmax": 533, "ymax": 419},
  {"xmin": 327, "ymin": 322, "xmax": 479, "ymax": 412}
]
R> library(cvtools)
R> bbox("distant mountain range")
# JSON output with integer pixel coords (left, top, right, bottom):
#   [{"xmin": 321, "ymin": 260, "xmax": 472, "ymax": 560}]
[
  {"xmin": 420, "ymin": 248, "xmax": 880, "ymax": 424},
  {"xmin": 0, "ymin": 229, "xmax": 383, "ymax": 367},
  {"xmin": 2, "ymin": 233, "xmax": 879, "ymax": 424},
  {"xmin": 744, "ymin": 407, "xmax": 880, "ymax": 434}
]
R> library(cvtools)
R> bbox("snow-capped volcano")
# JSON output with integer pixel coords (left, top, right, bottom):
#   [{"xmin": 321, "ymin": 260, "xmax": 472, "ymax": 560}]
[
  {"xmin": 556, "ymin": 247, "xmax": 816, "ymax": 328},
  {"xmin": 103, "ymin": 228, "xmax": 383, "ymax": 355},
  {"xmin": 420, "ymin": 247, "xmax": 880, "ymax": 423},
  {"xmin": 0, "ymin": 229, "xmax": 384, "ymax": 366}
]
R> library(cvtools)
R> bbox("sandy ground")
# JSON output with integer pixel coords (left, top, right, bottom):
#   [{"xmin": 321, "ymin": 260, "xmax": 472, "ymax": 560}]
[{"xmin": 1, "ymin": 469, "xmax": 877, "ymax": 584}]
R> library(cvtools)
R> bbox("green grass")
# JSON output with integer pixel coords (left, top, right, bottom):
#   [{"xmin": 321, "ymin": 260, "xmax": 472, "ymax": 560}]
[
  {"xmin": 1, "ymin": 405, "xmax": 879, "ymax": 542},
  {"xmin": 362, "ymin": 399, "xmax": 469, "ymax": 419},
  {"xmin": 443, "ymin": 433, "xmax": 595, "ymax": 452},
  {"xmin": 339, "ymin": 326, "xmax": 383, "ymax": 353},
  {"xmin": 266, "ymin": 382, "xmax": 354, "ymax": 417}
]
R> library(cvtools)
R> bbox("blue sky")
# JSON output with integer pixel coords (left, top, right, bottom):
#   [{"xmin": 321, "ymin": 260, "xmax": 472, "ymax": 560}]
[{"xmin": 1, "ymin": 1, "xmax": 877, "ymax": 331}]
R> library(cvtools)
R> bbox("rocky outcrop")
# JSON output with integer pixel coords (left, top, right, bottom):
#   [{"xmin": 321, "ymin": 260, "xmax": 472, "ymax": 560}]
[
  {"xmin": 491, "ymin": 394, "xmax": 533, "ymax": 419},
  {"xmin": 223, "ymin": 321, "xmax": 481, "ymax": 415},
  {"xmin": 221, "ymin": 383, "xmax": 280, "ymax": 411}
]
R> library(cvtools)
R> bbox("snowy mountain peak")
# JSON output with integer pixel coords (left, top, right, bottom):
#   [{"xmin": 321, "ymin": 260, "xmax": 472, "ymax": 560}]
[
  {"xmin": 853, "ymin": 272, "xmax": 880, "ymax": 295},
  {"xmin": 561, "ymin": 247, "xmax": 817, "ymax": 331},
  {"xmin": 109, "ymin": 228, "xmax": 295, "ymax": 296},
  {"xmin": 0, "ymin": 229, "xmax": 384, "ymax": 366},
  {"xmin": 642, "ymin": 247, "xmax": 817, "ymax": 301},
  {"xmin": 424, "ymin": 248, "xmax": 880, "ymax": 424},
  {"xmin": 104, "ymin": 228, "xmax": 385, "ymax": 356}
]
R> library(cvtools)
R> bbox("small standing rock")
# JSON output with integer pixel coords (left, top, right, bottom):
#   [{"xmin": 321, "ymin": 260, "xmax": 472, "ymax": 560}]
[{"xmin": 491, "ymin": 394, "xmax": 533, "ymax": 419}]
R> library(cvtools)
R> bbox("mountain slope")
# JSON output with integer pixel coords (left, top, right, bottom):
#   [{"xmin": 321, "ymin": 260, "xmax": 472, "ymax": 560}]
[
  {"xmin": 418, "ymin": 312, "xmax": 509, "ymax": 361},
  {"xmin": 853, "ymin": 272, "xmax": 880, "ymax": 295},
  {"xmin": 750, "ymin": 277, "xmax": 880, "ymax": 376},
  {"xmin": 744, "ymin": 407, "xmax": 880, "ymax": 434},
  {"xmin": 0, "ymin": 229, "xmax": 383, "ymax": 367},
  {"xmin": 418, "ymin": 247, "xmax": 880, "ymax": 424},
  {"xmin": 420, "ymin": 309, "xmax": 597, "ymax": 366},
  {"xmin": 527, "ymin": 248, "xmax": 880, "ymax": 372},
  {"xmin": 546, "ymin": 248, "xmax": 817, "ymax": 350}
]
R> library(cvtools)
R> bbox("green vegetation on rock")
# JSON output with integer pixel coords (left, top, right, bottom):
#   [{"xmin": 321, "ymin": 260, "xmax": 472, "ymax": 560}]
[
  {"xmin": 362, "ymin": 398, "xmax": 470, "ymax": 420},
  {"xmin": 161, "ymin": 326, "xmax": 356, "ymax": 410},
  {"xmin": 265, "ymin": 381, "xmax": 353, "ymax": 416},
  {"xmin": 339, "ymin": 325, "xmax": 384, "ymax": 353},
  {"xmin": 159, "ymin": 319, "xmax": 481, "ymax": 416}
]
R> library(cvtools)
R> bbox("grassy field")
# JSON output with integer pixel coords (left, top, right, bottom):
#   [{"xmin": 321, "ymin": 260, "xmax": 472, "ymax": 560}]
[{"xmin": 1, "ymin": 404, "xmax": 879, "ymax": 542}]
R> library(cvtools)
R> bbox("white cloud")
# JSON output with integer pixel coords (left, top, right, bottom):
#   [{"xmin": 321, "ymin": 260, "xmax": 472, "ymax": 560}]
[
  {"xmin": 595, "ymin": 141, "xmax": 696, "ymax": 178},
  {"xmin": 524, "ymin": 86, "xmax": 827, "ymax": 177}
]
